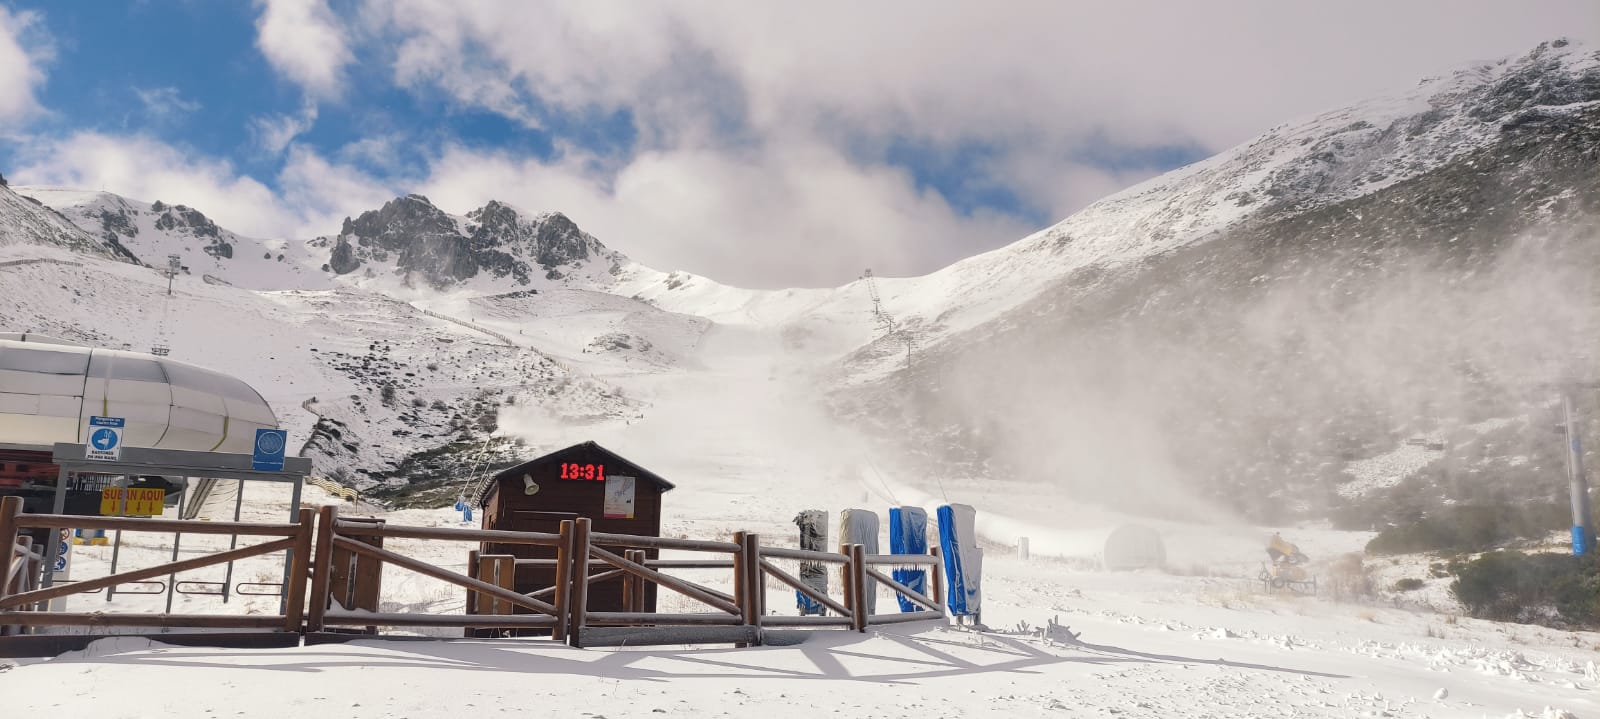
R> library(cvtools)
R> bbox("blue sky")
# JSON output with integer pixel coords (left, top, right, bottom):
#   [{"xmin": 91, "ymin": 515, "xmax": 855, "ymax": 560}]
[{"xmin": 0, "ymin": 1, "xmax": 1592, "ymax": 287}]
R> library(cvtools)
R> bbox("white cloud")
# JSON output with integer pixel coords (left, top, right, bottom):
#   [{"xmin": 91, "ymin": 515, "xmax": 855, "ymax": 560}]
[
  {"xmin": 0, "ymin": 7, "xmax": 51, "ymax": 124},
  {"xmin": 346, "ymin": 1, "xmax": 1598, "ymax": 285},
  {"xmin": 133, "ymin": 86, "xmax": 202, "ymax": 122},
  {"xmin": 250, "ymin": 102, "xmax": 319, "ymax": 155},
  {"xmin": 254, "ymin": 0, "xmax": 353, "ymax": 98},
  {"xmin": 416, "ymin": 141, "xmax": 1036, "ymax": 287},
  {"xmin": 12, "ymin": 132, "xmax": 293, "ymax": 239}
]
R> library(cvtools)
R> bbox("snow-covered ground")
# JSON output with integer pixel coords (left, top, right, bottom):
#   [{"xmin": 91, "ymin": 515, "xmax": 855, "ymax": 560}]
[{"xmin": 4, "ymin": 315, "xmax": 1596, "ymax": 719}]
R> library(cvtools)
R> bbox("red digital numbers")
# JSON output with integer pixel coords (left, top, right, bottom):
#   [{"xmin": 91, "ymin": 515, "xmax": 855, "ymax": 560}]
[{"xmin": 559, "ymin": 463, "xmax": 606, "ymax": 481}]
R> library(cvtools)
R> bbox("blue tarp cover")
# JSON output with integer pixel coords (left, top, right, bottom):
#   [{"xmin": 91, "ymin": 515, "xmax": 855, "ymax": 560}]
[
  {"xmin": 937, "ymin": 504, "xmax": 981, "ymax": 617},
  {"xmin": 889, "ymin": 507, "xmax": 928, "ymax": 612}
]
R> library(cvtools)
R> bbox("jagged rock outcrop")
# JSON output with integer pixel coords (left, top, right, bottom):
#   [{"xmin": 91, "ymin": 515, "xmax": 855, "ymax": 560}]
[{"xmin": 316, "ymin": 194, "xmax": 620, "ymax": 288}]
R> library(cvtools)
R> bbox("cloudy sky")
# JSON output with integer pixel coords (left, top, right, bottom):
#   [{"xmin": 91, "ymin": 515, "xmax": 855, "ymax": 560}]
[{"xmin": 0, "ymin": 1, "xmax": 1593, "ymax": 288}]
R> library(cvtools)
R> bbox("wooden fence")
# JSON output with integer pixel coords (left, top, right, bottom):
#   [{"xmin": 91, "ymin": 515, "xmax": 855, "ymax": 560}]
[{"xmin": 0, "ymin": 497, "xmax": 947, "ymax": 647}]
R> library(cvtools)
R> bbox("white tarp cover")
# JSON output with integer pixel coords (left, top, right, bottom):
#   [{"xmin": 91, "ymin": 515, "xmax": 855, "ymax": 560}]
[
  {"xmin": 0, "ymin": 339, "xmax": 278, "ymax": 454},
  {"xmin": 840, "ymin": 508, "xmax": 880, "ymax": 615}
]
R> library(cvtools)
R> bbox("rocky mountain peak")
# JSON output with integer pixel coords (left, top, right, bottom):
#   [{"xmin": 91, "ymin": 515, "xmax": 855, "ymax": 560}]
[{"xmin": 323, "ymin": 195, "xmax": 619, "ymax": 289}]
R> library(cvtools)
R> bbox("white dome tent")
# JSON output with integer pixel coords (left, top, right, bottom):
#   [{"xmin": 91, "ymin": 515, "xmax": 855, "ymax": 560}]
[
  {"xmin": 1102, "ymin": 524, "xmax": 1167, "ymax": 571},
  {"xmin": 0, "ymin": 335, "xmax": 278, "ymax": 453}
]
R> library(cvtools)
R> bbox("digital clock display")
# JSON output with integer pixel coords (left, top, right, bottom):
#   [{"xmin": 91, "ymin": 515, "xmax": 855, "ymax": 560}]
[{"xmin": 559, "ymin": 463, "xmax": 606, "ymax": 481}]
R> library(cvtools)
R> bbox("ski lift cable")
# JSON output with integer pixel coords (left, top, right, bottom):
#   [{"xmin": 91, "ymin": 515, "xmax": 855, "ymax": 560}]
[{"xmin": 862, "ymin": 455, "xmax": 901, "ymax": 505}]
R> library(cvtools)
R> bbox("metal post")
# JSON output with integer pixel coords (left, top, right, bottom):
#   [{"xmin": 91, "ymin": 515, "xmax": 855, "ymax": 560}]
[
  {"xmin": 106, "ymin": 530, "xmax": 123, "ymax": 602},
  {"xmin": 280, "ymin": 478, "xmax": 303, "ymax": 614},
  {"xmin": 1563, "ymin": 390, "xmax": 1596, "ymax": 554},
  {"xmin": 222, "ymin": 480, "xmax": 244, "ymax": 603},
  {"xmin": 164, "ymin": 531, "xmax": 183, "ymax": 621},
  {"xmin": 43, "ymin": 467, "xmax": 69, "ymax": 588}
]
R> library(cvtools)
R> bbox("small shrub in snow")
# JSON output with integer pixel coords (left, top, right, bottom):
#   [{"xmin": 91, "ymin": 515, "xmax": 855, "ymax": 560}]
[{"xmin": 1393, "ymin": 577, "xmax": 1425, "ymax": 592}]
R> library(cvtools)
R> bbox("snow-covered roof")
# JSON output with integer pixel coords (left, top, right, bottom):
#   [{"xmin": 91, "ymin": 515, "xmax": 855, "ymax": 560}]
[{"xmin": 0, "ymin": 338, "xmax": 279, "ymax": 454}]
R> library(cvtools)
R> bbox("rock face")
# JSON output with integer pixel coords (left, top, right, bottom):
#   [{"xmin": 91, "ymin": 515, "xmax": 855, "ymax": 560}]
[
  {"xmin": 839, "ymin": 39, "xmax": 1600, "ymax": 526},
  {"xmin": 319, "ymin": 194, "xmax": 620, "ymax": 288}
]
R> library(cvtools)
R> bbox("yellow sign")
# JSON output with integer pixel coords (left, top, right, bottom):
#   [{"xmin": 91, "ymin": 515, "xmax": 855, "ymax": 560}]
[{"xmin": 100, "ymin": 487, "xmax": 165, "ymax": 516}]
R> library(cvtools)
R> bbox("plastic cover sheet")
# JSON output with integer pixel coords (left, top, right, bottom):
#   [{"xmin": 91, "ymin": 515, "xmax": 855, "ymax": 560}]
[
  {"xmin": 792, "ymin": 510, "xmax": 828, "ymax": 615},
  {"xmin": 889, "ymin": 507, "xmax": 928, "ymax": 612},
  {"xmin": 937, "ymin": 504, "xmax": 982, "ymax": 617}
]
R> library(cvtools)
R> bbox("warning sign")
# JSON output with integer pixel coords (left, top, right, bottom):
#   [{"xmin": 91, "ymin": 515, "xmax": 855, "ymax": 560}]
[
  {"xmin": 603, "ymin": 475, "xmax": 636, "ymax": 519},
  {"xmin": 86, "ymin": 416, "xmax": 125, "ymax": 461},
  {"xmin": 100, "ymin": 487, "xmax": 165, "ymax": 516}
]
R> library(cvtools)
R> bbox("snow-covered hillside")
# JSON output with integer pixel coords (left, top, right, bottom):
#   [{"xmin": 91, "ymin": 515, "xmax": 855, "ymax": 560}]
[{"xmin": 15, "ymin": 186, "xmax": 331, "ymax": 290}]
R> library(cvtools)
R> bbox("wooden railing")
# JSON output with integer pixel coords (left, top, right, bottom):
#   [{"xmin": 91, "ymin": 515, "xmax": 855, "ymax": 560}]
[
  {"xmin": 0, "ymin": 496, "xmax": 313, "ymax": 632},
  {"xmin": 0, "ymin": 497, "xmax": 948, "ymax": 646}
]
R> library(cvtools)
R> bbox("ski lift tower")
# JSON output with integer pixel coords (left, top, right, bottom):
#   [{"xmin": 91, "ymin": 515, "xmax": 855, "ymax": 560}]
[
  {"xmin": 150, "ymin": 255, "xmax": 181, "ymax": 357},
  {"xmin": 162, "ymin": 254, "xmax": 181, "ymax": 296}
]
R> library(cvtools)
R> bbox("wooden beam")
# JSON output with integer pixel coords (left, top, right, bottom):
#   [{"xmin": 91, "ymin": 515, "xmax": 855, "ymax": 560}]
[
  {"xmin": 306, "ymin": 505, "xmax": 337, "ymax": 632},
  {"xmin": 740, "ymin": 534, "xmax": 763, "ymax": 634},
  {"xmin": 16, "ymin": 514, "xmax": 297, "ymax": 536},
  {"xmin": 0, "ymin": 497, "xmax": 20, "ymax": 607},
  {"xmin": 588, "ymin": 544, "xmax": 740, "ymax": 616},
  {"xmin": 332, "ymin": 522, "xmax": 561, "ymax": 546},
  {"xmin": 552, "ymin": 520, "xmax": 573, "ymax": 643},
  {"xmin": 0, "ymin": 611, "xmax": 287, "ymax": 629},
  {"xmin": 321, "ymin": 612, "xmax": 557, "ymax": 629},
  {"xmin": 761, "ymin": 546, "xmax": 849, "ymax": 563},
  {"xmin": 331, "ymin": 536, "xmax": 558, "ymax": 616},
  {"xmin": 863, "ymin": 567, "xmax": 944, "ymax": 615},
  {"xmin": 583, "ymin": 612, "xmax": 744, "ymax": 626},
  {"xmin": 930, "ymin": 546, "xmax": 945, "ymax": 607},
  {"xmin": 758, "ymin": 559, "xmax": 850, "ymax": 617},
  {"xmin": 848, "ymin": 544, "xmax": 868, "ymax": 633},
  {"xmin": 463, "ymin": 549, "xmax": 480, "ymax": 638},
  {"xmin": 0, "ymin": 537, "xmax": 295, "ymax": 609},
  {"xmin": 567, "ymin": 518, "xmax": 591, "ymax": 648},
  {"xmin": 586, "ymin": 532, "xmax": 739, "ymax": 553},
  {"xmin": 282, "ymin": 508, "xmax": 314, "ymax": 633}
]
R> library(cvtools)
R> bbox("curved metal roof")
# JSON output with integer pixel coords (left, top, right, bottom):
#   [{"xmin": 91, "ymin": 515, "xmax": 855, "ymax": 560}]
[{"xmin": 0, "ymin": 338, "xmax": 279, "ymax": 454}]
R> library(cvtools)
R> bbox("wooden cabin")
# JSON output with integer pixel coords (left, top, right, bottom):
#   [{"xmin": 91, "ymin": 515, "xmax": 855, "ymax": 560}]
[{"xmin": 476, "ymin": 441, "xmax": 675, "ymax": 617}]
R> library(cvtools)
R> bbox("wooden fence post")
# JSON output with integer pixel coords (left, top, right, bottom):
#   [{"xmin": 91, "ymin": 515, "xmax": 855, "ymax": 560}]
[
  {"xmin": 929, "ymin": 545, "xmax": 945, "ymax": 609},
  {"xmin": 282, "ymin": 508, "xmax": 315, "ymax": 633},
  {"xmin": 848, "ymin": 544, "xmax": 868, "ymax": 632},
  {"xmin": 463, "ymin": 549, "xmax": 481, "ymax": 638},
  {"xmin": 567, "ymin": 518, "xmax": 591, "ymax": 648},
  {"xmin": 731, "ymin": 531, "xmax": 747, "ymax": 625},
  {"xmin": 0, "ymin": 495, "xmax": 20, "ymax": 601},
  {"xmin": 623, "ymin": 550, "xmax": 646, "ymax": 613},
  {"xmin": 553, "ymin": 520, "xmax": 573, "ymax": 643},
  {"xmin": 306, "ymin": 504, "xmax": 338, "ymax": 633},
  {"xmin": 743, "ymin": 533, "xmax": 763, "ymax": 644}
]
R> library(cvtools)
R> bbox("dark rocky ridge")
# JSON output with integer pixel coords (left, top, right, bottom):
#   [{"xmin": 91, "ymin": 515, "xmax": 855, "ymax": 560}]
[{"xmin": 321, "ymin": 194, "xmax": 619, "ymax": 288}]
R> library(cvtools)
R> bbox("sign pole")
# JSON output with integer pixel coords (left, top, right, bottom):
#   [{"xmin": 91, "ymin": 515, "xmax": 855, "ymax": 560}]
[{"xmin": 1563, "ymin": 389, "xmax": 1596, "ymax": 554}]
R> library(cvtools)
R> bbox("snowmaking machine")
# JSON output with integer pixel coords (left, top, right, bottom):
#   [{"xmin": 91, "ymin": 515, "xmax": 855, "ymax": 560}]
[{"xmin": 1259, "ymin": 533, "xmax": 1316, "ymax": 594}]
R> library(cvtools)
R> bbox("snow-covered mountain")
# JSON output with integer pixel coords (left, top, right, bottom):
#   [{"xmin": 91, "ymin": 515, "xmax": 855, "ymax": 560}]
[
  {"xmin": 833, "ymin": 39, "xmax": 1600, "ymax": 525},
  {"xmin": 1, "ymin": 39, "xmax": 1594, "ymax": 524},
  {"xmin": 0, "ymin": 182, "xmax": 128, "ymax": 260},
  {"xmin": 14, "ymin": 187, "xmax": 329, "ymax": 290}
]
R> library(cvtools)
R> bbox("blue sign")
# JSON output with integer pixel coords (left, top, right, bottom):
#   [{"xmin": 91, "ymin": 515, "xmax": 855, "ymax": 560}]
[
  {"xmin": 86, "ymin": 416, "xmax": 126, "ymax": 461},
  {"xmin": 90, "ymin": 428, "xmax": 119, "ymax": 450},
  {"xmin": 1575, "ymin": 526, "xmax": 1589, "ymax": 556},
  {"xmin": 253, "ymin": 428, "xmax": 288, "ymax": 471}
]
